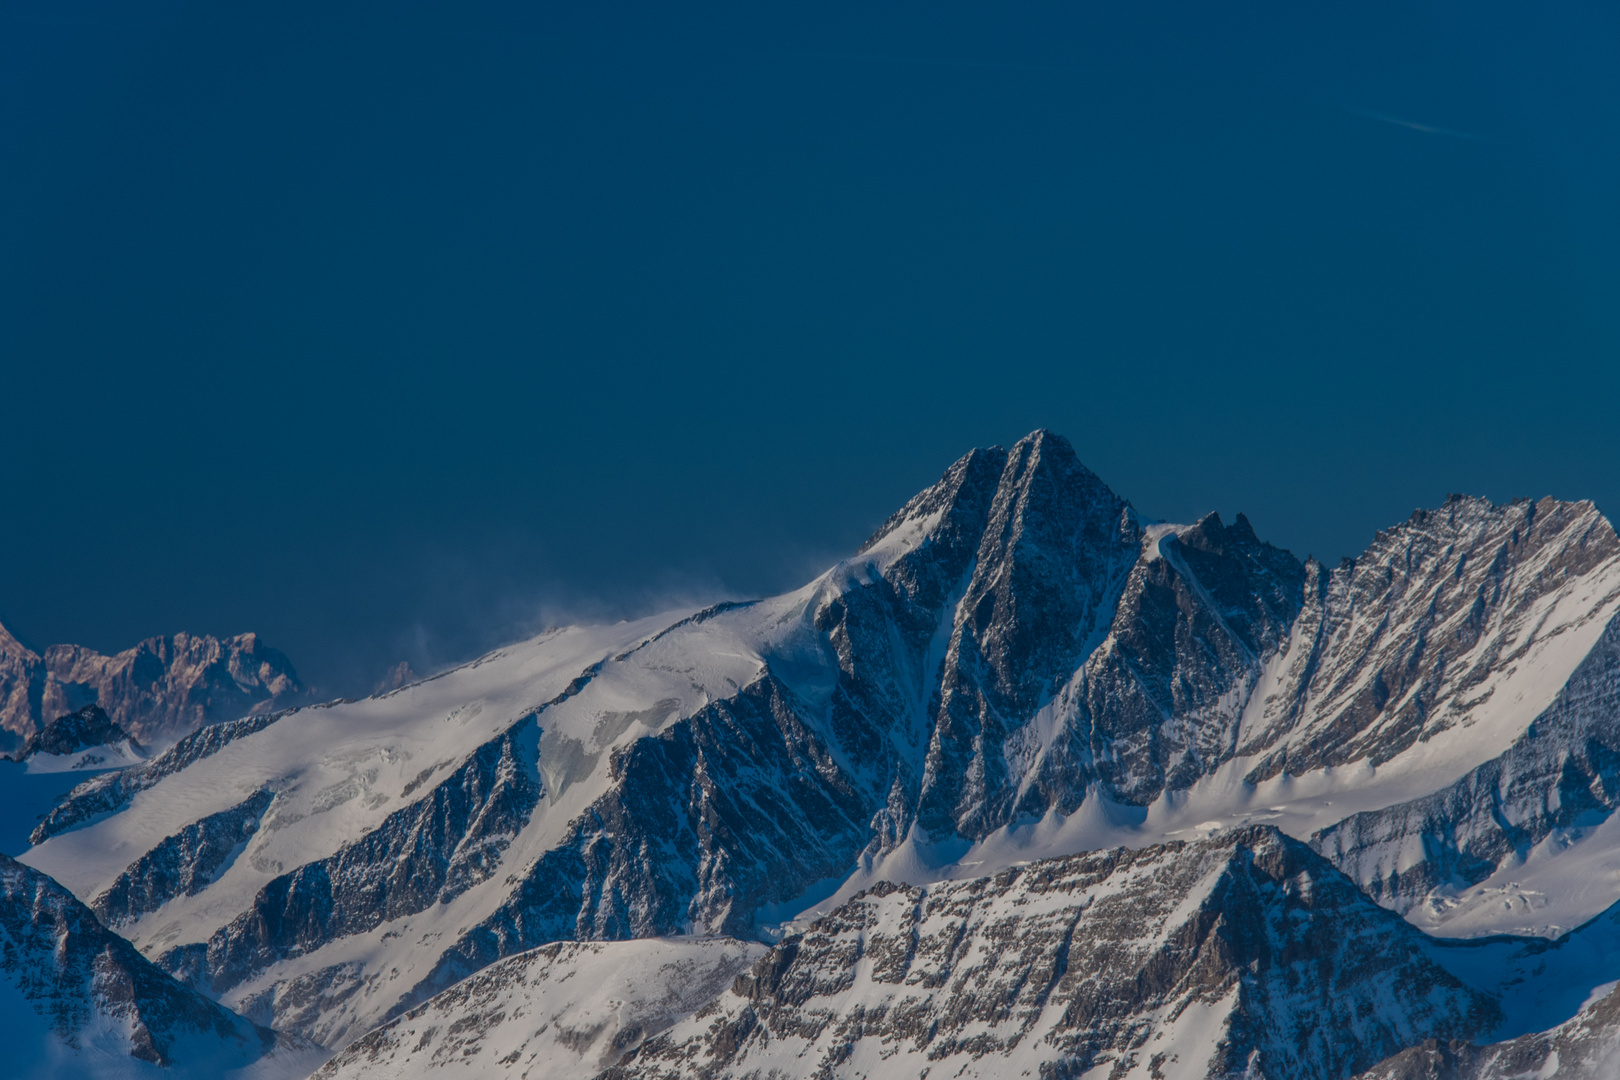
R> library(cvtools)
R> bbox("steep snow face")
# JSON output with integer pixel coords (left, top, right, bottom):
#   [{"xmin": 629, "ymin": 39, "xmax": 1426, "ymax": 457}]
[
  {"xmin": 1240, "ymin": 496, "xmax": 1620, "ymax": 786},
  {"xmin": 612, "ymin": 828, "xmax": 1497, "ymax": 1080},
  {"xmin": 312, "ymin": 938, "xmax": 766, "ymax": 1080},
  {"xmin": 0, "ymin": 620, "xmax": 305, "ymax": 749},
  {"xmin": 0, "ymin": 854, "xmax": 323, "ymax": 1080}
]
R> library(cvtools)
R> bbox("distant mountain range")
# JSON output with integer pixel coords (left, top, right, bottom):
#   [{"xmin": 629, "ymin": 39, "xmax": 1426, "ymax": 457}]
[
  {"xmin": 9, "ymin": 430, "xmax": 1620, "ymax": 1078},
  {"xmin": 0, "ymin": 621, "xmax": 306, "ymax": 751}
]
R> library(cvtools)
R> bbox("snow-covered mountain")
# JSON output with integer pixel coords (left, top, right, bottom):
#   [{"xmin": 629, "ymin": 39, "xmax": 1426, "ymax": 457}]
[
  {"xmin": 14, "ymin": 429, "xmax": 1620, "ymax": 1078},
  {"xmin": 10, "ymin": 703, "xmax": 147, "ymax": 772},
  {"xmin": 0, "ymin": 852, "xmax": 324, "ymax": 1079},
  {"xmin": 606, "ymin": 827, "xmax": 1500, "ymax": 1080},
  {"xmin": 0, "ymin": 621, "xmax": 305, "ymax": 750}
]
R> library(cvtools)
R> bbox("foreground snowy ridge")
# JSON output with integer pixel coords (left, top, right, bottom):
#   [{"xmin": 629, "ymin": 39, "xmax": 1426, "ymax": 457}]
[
  {"xmin": 13, "ymin": 430, "xmax": 1620, "ymax": 1078},
  {"xmin": 606, "ymin": 827, "xmax": 1499, "ymax": 1080},
  {"xmin": 0, "ymin": 854, "xmax": 324, "ymax": 1080},
  {"xmin": 321, "ymin": 826, "xmax": 1620, "ymax": 1080}
]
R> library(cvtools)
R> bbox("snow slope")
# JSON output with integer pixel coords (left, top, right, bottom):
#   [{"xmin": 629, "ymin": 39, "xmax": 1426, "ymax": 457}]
[{"xmin": 313, "ymin": 938, "xmax": 765, "ymax": 1080}]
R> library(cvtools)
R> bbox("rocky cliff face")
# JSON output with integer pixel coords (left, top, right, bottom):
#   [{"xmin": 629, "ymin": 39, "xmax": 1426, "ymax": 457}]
[
  {"xmin": 1010, "ymin": 508, "xmax": 1308, "ymax": 820},
  {"xmin": 92, "ymin": 788, "xmax": 275, "ymax": 927},
  {"xmin": 0, "ymin": 852, "xmax": 321, "ymax": 1078},
  {"xmin": 1313, "ymin": 608, "xmax": 1620, "ymax": 928},
  {"xmin": 1238, "ymin": 495, "xmax": 1620, "ymax": 781},
  {"xmin": 0, "ymin": 619, "xmax": 306, "ymax": 749},
  {"xmin": 913, "ymin": 434, "xmax": 1142, "ymax": 839},
  {"xmin": 165, "ymin": 716, "xmax": 543, "ymax": 1006}
]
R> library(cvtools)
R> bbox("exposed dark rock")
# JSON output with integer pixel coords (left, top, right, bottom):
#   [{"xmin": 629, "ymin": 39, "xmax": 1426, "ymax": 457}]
[
  {"xmin": 13, "ymin": 703, "xmax": 139, "ymax": 761},
  {"xmin": 916, "ymin": 431, "xmax": 1142, "ymax": 839},
  {"xmin": 30, "ymin": 707, "xmax": 290, "ymax": 845},
  {"xmin": 165, "ymin": 715, "xmax": 542, "ymax": 996},
  {"xmin": 93, "ymin": 788, "xmax": 275, "ymax": 925},
  {"xmin": 0, "ymin": 852, "xmax": 281, "ymax": 1068},
  {"xmin": 1315, "ymin": 607, "xmax": 1620, "ymax": 916},
  {"xmin": 1241, "ymin": 496, "xmax": 1620, "ymax": 781}
]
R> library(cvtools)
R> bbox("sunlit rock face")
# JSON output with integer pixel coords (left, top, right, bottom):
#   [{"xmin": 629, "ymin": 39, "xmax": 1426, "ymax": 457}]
[
  {"xmin": 0, "ymin": 620, "xmax": 305, "ymax": 749},
  {"xmin": 1240, "ymin": 494, "xmax": 1620, "ymax": 781}
]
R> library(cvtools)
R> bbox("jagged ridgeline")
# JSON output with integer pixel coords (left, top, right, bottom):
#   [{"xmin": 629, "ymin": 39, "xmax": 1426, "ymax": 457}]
[
  {"xmin": 15, "ymin": 430, "xmax": 1620, "ymax": 1079},
  {"xmin": 0, "ymin": 623, "xmax": 306, "ymax": 750}
]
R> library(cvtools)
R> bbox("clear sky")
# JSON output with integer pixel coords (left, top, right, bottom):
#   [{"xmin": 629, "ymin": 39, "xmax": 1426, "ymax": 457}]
[{"xmin": 2, "ymin": 1, "xmax": 1617, "ymax": 695}]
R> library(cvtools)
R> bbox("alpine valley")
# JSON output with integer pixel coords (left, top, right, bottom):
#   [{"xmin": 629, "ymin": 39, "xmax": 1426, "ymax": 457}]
[{"xmin": 10, "ymin": 430, "xmax": 1620, "ymax": 1079}]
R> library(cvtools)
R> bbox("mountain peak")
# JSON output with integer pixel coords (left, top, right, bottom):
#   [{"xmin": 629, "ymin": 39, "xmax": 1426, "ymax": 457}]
[
  {"xmin": 915, "ymin": 434, "xmax": 1142, "ymax": 838},
  {"xmin": 856, "ymin": 444, "xmax": 1008, "ymax": 557}
]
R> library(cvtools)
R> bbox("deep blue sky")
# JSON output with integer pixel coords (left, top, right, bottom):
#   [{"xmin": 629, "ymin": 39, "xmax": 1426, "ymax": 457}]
[{"xmin": 2, "ymin": 1, "xmax": 1617, "ymax": 695}]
